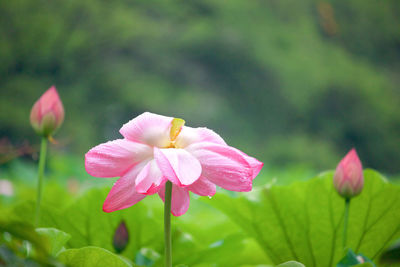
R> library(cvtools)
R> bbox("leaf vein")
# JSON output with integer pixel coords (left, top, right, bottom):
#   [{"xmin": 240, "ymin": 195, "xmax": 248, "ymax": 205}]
[{"xmin": 266, "ymin": 190, "xmax": 300, "ymax": 262}]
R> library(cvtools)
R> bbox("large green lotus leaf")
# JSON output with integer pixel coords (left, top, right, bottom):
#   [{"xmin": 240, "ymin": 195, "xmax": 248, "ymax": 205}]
[
  {"xmin": 181, "ymin": 233, "xmax": 245, "ymax": 266},
  {"xmin": 13, "ymin": 188, "xmax": 251, "ymax": 266},
  {"xmin": 170, "ymin": 197, "xmax": 269, "ymax": 266},
  {"xmin": 208, "ymin": 169, "xmax": 400, "ymax": 266},
  {"xmin": 36, "ymin": 227, "xmax": 71, "ymax": 256},
  {"xmin": 52, "ymin": 188, "xmax": 162, "ymax": 256},
  {"xmin": 8, "ymin": 189, "xmax": 302, "ymax": 266},
  {"xmin": 12, "ymin": 187, "xmax": 163, "ymax": 259},
  {"xmin": 58, "ymin": 246, "xmax": 132, "ymax": 267}
]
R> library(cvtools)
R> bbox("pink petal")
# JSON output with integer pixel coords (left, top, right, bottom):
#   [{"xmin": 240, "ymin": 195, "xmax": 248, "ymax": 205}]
[
  {"xmin": 40, "ymin": 87, "xmax": 60, "ymax": 111},
  {"xmin": 119, "ymin": 112, "xmax": 173, "ymax": 147},
  {"xmin": 186, "ymin": 142, "xmax": 253, "ymax": 192},
  {"xmin": 30, "ymin": 86, "xmax": 64, "ymax": 136},
  {"xmin": 175, "ymin": 126, "xmax": 226, "ymax": 148},
  {"xmin": 187, "ymin": 176, "xmax": 216, "ymax": 196},
  {"xmin": 85, "ymin": 139, "xmax": 152, "ymax": 177},
  {"xmin": 333, "ymin": 149, "xmax": 364, "ymax": 198},
  {"xmin": 154, "ymin": 147, "xmax": 202, "ymax": 186},
  {"xmin": 103, "ymin": 163, "xmax": 147, "ymax": 212},
  {"xmin": 135, "ymin": 160, "xmax": 166, "ymax": 195},
  {"xmin": 237, "ymin": 151, "xmax": 264, "ymax": 179},
  {"xmin": 158, "ymin": 184, "xmax": 190, "ymax": 216},
  {"xmin": 35, "ymin": 86, "xmax": 64, "ymax": 121}
]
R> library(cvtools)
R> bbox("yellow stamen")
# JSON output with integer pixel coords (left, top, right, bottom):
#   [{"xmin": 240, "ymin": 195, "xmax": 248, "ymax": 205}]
[{"xmin": 170, "ymin": 118, "xmax": 185, "ymax": 142}]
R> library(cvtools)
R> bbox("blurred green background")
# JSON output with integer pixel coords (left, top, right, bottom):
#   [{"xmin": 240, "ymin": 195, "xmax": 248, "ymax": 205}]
[{"xmin": 1, "ymin": 0, "xmax": 400, "ymax": 175}]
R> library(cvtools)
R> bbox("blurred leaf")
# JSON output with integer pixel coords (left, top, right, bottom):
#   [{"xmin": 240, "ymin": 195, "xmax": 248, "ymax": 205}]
[
  {"xmin": 36, "ymin": 227, "xmax": 71, "ymax": 256},
  {"xmin": 0, "ymin": 245, "xmax": 41, "ymax": 267},
  {"xmin": 0, "ymin": 220, "xmax": 49, "ymax": 256},
  {"xmin": 276, "ymin": 261, "xmax": 305, "ymax": 267},
  {"xmin": 0, "ymin": 220, "xmax": 51, "ymax": 265},
  {"xmin": 12, "ymin": 187, "xmax": 163, "ymax": 260},
  {"xmin": 54, "ymin": 188, "xmax": 163, "ymax": 259},
  {"xmin": 12, "ymin": 187, "xmax": 257, "ymax": 266},
  {"xmin": 57, "ymin": 246, "xmax": 132, "ymax": 267},
  {"xmin": 208, "ymin": 169, "xmax": 400, "ymax": 266},
  {"xmin": 134, "ymin": 248, "xmax": 160, "ymax": 266},
  {"xmin": 183, "ymin": 233, "xmax": 245, "ymax": 266},
  {"xmin": 379, "ymin": 239, "xmax": 400, "ymax": 264},
  {"xmin": 336, "ymin": 248, "xmax": 375, "ymax": 267}
]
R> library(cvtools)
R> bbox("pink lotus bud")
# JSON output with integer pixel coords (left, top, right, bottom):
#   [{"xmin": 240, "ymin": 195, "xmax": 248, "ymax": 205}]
[
  {"xmin": 333, "ymin": 149, "xmax": 364, "ymax": 199},
  {"xmin": 30, "ymin": 86, "xmax": 64, "ymax": 137}
]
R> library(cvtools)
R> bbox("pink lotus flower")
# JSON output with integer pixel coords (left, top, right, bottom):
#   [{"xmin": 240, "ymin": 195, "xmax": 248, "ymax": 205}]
[
  {"xmin": 85, "ymin": 112, "xmax": 263, "ymax": 216},
  {"xmin": 333, "ymin": 149, "xmax": 364, "ymax": 199},
  {"xmin": 30, "ymin": 86, "xmax": 64, "ymax": 137}
]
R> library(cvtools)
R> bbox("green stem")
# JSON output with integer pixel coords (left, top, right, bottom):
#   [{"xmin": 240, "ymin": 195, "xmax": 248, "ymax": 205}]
[
  {"xmin": 164, "ymin": 181, "xmax": 173, "ymax": 267},
  {"xmin": 35, "ymin": 137, "xmax": 48, "ymax": 227},
  {"xmin": 343, "ymin": 198, "xmax": 351, "ymax": 249}
]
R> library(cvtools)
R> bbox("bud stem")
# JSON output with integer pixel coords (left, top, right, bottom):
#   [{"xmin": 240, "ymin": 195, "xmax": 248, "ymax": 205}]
[
  {"xmin": 164, "ymin": 181, "xmax": 173, "ymax": 267},
  {"xmin": 35, "ymin": 137, "xmax": 48, "ymax": 227},
  {"xmin": 342, "ymin": 198, "xmax": 351, "ymax": 249}
]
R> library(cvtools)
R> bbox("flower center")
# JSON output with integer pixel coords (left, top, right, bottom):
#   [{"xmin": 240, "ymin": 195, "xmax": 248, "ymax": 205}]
[{"xmin": 167, "ymin": 118, "xmax": 185, "ymax": 148}]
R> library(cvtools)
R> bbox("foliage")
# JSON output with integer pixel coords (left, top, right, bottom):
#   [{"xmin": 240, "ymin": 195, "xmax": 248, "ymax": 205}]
[
  {"xmin": 0, "ymin": 220, "xmax": 60, "ymax": 266},
  {"xmin": 336, "ymin": 249, "xmax": 375, "ymax": 267},
  {"xmin": 58, "ymin": 246, "xmax": 132, "ymax": 267},
  {"xmin": 36, "ymin": 228, "xmax": 71, "ymax": 256},
  {"xmin": 208, "ymin": 170, "xmax": 400, "ymax": 266},
  {"xmin": 277, "ymin": 262, "xmax": 305, "ymax": 267},
  {"xmin": 379, "ymin": 239, "xmax": 400, "ymax": 265},
  {"xmin": 1, "ymin": 166, "xmax": 399, "ymax": 266}
]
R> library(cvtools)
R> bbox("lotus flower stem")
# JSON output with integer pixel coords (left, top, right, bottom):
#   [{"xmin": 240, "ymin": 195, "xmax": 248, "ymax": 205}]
[
  {"xmin": 164, "ymin": 181, "xmax": 173, "ymax": 267},
  {"xmin": 35, "ymin": 137, "xmax": 48, "ymax": 227},
  {"xmin": 342, "ymin": 198, "xmax": 351, "ymax": 248}
]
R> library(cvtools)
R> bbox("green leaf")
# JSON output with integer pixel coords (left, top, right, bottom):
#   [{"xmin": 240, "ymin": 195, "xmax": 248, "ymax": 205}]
[
  {"xmin": 57, "ymin": 246, "xmax": 132, "ymax": 267},
  {"xmin": 0, "ymin": 220, "xmax": 47, "ymax": 253},
  {"xmin": 12, "ymin": 188, "xmax": 245, "ymax": 265},
  {"xmin": 379, "ymin": 239, "xmax": 400, "ymax": 265},
  {"xmin": 0, "ymin": 246, "xmax": 41, "ymax": 267},
  {"xmin": 0, "ymin": 220, "xmax": 50, "ymax": 265},
  {"xmin": 336, "ymin": 248, "xmax": 375, "ymax": 267},
  {"xmin": 277, "ymin": 261, "xmax": 305, "ymax": 267},
  {"xmin": 36, "ymin": 227, "xmax": 71, "ymax": 256},
  {"xmin": 12, "ymin": 187, "xmax": 163, "ymax": 259},
  {"xmin": 208, "ymin": 169, "xmax": 400, "ymax": 266},
  {"xmin": 134, "ymin": 248, "xmax": 160, "ymax": 266},
  {"xmin": 182, "ymin": 233, "xmax": 246, "ymax": 266}
]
